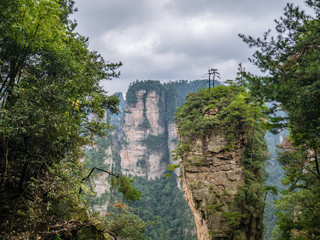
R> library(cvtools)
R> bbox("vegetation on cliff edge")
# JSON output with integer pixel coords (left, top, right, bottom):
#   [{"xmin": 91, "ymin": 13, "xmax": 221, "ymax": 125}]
[{"xmin": 174, "ymin": 84, "xmax": 269, "ymax": 239}]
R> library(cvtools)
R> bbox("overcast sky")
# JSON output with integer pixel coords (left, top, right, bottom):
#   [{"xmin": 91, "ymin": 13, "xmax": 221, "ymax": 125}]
[{"xmin": 73, "ymin": 0, "xmax": 306, "ymax": 96}]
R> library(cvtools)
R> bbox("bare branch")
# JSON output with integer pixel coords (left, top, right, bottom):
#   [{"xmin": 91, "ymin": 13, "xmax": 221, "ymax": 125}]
[{"xmin": 82, "ymin": 166, "xmax": 120, "ymax": 182}]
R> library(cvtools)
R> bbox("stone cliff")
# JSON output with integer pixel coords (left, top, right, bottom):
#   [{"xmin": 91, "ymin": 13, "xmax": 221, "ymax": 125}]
[
  {"xmin": 120, "ymin": 88, "xmax": 169, "ymax": 179},
  {"xmin": 175, "ymin": 86, "xmax": 266, "ymax": 240},
  {"xmin": 181, "ymin": 131, "xmax": 250, "ymax": 240}
]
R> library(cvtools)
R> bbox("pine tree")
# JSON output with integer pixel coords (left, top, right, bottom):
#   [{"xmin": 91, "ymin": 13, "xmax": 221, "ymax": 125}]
[{"xmin": 240, "ymin": 1, "xmax": 320, "ymax": 238}]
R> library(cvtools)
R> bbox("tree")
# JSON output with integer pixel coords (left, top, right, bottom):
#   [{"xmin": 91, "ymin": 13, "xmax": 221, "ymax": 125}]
[
  {"xmin": 240, "ymin": 1, "xmax": 320, "ymax": 238},
  {"xmin": 0, "ymin": 0, "xmax": 124, "ymax": 238}
]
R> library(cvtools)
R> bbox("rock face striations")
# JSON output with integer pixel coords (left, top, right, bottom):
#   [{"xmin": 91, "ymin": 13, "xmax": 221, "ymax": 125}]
[
  {"xmin": 120, "ymin": 88, "xmax": 168, "ymax": 179},
  {"xmin": 175, "ymin": 86, "xmax": 266, "ymax": 240}
]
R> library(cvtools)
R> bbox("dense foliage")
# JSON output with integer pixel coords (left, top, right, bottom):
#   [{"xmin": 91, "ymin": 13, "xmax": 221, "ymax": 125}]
[
  {"xmin": 130, "ymin": 176, "xmax": 196, "ymax": 240},
  {"xmin": 90, "ymin": 176, "xmax": 196, "ymax": 240},
  {"xmin": 175, "ymin": 85, "xmax": 265, "ymax": 148},
  {"xmin": 105, "ymin": 202, "xmax": 147, "ymax": 240},
  {"xmin": 234, "ymin": 122, "xmax": 268, "ymax": 239},
  {"xmin": 241, "ymin": 1, "xmax": 320, "ymax": 238},
  {"xmin": 0, "ymin": 0, "xmax": 142, "ymax": 239}
]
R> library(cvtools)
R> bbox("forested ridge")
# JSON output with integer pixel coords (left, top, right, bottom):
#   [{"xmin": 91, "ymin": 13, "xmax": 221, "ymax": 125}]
[{"xmin": 0, "ymin": 0, "xmax": 319, "ymax": 239}]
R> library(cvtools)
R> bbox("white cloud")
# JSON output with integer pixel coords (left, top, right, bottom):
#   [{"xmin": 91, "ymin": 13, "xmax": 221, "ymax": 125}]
[{"xmin": 73, "ymin": 0, "xmax": 308, "ymax": 95}]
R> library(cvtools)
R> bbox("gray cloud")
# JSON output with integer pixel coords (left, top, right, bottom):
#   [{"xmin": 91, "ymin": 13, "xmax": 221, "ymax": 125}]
[
  {"xmin": 74, "ymin": 0, "xmax": 156, "ymax": 35},
  {"xmin": 165, "ymin": 0, "xmax": 289, "ymax": 18},
  {"xmin": 73, "ymin": 0, "xmax": 307, "ymax": 95}
]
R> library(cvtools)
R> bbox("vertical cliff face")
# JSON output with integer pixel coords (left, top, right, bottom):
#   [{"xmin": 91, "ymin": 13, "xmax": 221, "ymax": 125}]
[
  {"xmin": 175, "ymin": 86, "xmax": 266, "ymax": 240},
  {"xmin": 117, "ymin": 80, "xmax": 211, "ymax": 180},
  {"xmin": 181, "ymin": 131, "xmax": 250, "ymax": 240},
  {"xmin": 120, "ymin": 88, "xmax": 168, "ymax": 179}
]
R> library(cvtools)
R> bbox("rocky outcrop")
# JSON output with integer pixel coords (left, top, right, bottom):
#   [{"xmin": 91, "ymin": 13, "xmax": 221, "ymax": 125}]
[
  {"xmin": 180, "ymin": 128, "xmax": 263, "ymax": 240},
  {"xmin": 174, "ymin": 85, "xmax": 267, "ymax": 240},
  {"xmin": 120, "ymin": 89, "xmax": 169, "ymax": 179},
  {"xmin": 181, "ymin": 130, "xmax": 245, "ymax": 239}
]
